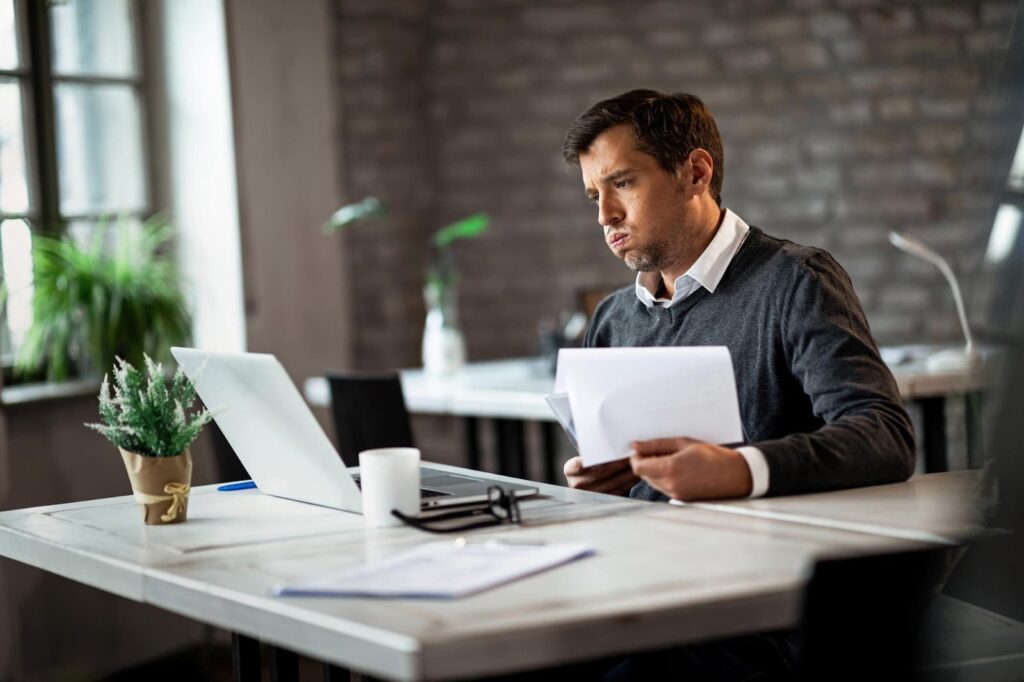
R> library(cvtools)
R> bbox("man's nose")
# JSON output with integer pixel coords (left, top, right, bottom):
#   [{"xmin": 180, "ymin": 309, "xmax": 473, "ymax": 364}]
[{"xmin": 598, "ymin": 195, "xmax": 623, "ymax": 228}]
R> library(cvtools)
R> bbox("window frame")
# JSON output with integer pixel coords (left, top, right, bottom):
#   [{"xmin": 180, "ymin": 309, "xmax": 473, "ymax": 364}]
[
  {"xmin": 0, "ymin": 0, "xmax": 39, "ymax": 226},
  {"xmin": 1, "ymin": 0, "xmax": 156, "ymax": 370},
  {"xmin": 0, "ymin": 0, "xmax": 154, "ymax": 228}
]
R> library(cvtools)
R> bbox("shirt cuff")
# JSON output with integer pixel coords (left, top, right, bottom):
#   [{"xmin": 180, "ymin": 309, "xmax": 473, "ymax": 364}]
[{"xmin": 736, "ymin": 446, "xmax": 769, "ymax": 498}]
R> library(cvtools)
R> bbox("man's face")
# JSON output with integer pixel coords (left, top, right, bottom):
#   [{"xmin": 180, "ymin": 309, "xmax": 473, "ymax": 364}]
[{"xmin": 579, "ymin": 124, "xmax": 694, "ymax": 273}]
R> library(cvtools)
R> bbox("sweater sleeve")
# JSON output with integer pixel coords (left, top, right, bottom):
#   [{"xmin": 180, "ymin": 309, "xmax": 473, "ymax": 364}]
[{"xmin": 754, "ymin": 253, "xmax": 916, "ymax": 495}]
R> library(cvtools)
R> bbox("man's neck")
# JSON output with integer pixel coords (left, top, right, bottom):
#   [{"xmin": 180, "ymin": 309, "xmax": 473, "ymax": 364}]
[{"xmin": 658, "ymin": 203, "xmax": 724, "ymax": 298}]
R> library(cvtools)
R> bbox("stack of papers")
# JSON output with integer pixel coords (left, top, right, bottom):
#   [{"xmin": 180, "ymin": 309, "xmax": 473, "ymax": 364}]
[
  {"xmin": 550, "ymin": 347, "xmax": 745, "ymax": 466},
  {"xmin": 274, "ymin": 540, "xmax": 594, "ymax": 599}
]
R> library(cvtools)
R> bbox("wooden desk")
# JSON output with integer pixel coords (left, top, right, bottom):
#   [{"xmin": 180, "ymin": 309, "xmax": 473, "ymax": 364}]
[
  {"xmin": 0, "ymin": 468, "xmax": 978, "ymax": 680},
  {"xmin": 305, "ymin": 349, "xmax": 991, "ymax": 481},
  {"xmin": 691, "ymin": 470, "xmax": 982, "ymax": 545}
]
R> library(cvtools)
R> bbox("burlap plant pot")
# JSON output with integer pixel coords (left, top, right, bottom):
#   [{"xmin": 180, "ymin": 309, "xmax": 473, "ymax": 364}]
[{"xmin": 119, "ymin": 448, "xmax": 193, "ymax": 525}]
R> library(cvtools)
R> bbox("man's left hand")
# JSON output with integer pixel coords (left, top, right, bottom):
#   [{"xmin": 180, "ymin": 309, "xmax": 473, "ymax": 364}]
[{"xmin": 629, "ymin": 437, "xmax": 753, "ymax": 501}]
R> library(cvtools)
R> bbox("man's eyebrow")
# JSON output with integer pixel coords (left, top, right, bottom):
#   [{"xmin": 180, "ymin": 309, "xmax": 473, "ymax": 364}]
[
  {"xmin": 585, "ymin": 168, "xmax": 637, "ymax": 198},
  {"xmin": 600, "ymin": 168, "xmax": 636, "ymax": 184}
]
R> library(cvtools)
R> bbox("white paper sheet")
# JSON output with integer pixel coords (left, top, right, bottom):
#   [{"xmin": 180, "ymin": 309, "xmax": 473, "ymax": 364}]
[
  {"xmin": 554, "ymin": 347, "xmax": 744, "ymax": 466},
  {"xmin": 543, "ymin": 393, "xmax": 578, "ymax": 451},
  {"xmin": 273, "ymin": 540, "xmax": 594, "ymax": 599}
]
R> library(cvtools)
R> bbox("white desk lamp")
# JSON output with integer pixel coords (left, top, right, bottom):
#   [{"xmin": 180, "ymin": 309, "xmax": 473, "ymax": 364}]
[{"xmin": 888, "ymin": 231, "xmax": 979, "ymax": 371}]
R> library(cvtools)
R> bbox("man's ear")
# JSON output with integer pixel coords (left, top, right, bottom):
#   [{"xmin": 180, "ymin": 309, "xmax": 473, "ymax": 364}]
[{"xmin": 678, "ymin": 148, "xmax": 713, "ymax": 196}]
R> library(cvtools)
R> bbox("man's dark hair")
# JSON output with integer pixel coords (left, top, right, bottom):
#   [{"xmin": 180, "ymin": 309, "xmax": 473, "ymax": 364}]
[{"xmin": 561, "ymin": 89, "xmax": 725, "ymax": 205}]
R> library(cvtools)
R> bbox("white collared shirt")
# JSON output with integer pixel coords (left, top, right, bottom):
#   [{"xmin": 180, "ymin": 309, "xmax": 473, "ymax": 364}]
[
  {"xmin": 633, "ymin": 208, "xmax": 769, "ymax": 499},
  {"xmin": 635, "ymin": 207, "xmax": 750, "ymax": 308}
]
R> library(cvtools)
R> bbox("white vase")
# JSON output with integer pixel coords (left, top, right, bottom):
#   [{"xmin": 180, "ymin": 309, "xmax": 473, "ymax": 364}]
[{"xmin": 422, "ymin": 283, "xmax": 466, "ymax": 375}]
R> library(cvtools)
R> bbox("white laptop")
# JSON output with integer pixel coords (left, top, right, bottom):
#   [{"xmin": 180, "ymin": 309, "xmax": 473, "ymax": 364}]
[{"xmin": 170, "ymin": 348, "xmax": 538, "ymax": 513}]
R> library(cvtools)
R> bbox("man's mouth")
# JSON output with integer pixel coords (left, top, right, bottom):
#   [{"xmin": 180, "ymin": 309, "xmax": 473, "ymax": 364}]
[{"xmin": 607, "ymin": 232, "xmax": 629, "ymax": 250}]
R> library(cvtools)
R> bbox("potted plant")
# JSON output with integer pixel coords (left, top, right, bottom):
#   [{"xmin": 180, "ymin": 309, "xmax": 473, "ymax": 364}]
[
  {"xmin": 85, "ymin": 355, "xmax": 212, "ymax": 525},
  {"xmin": 420, "ymin": 212, "xmax": 489, "ymax": 375},
  {"xmin": 325, "ymin": 197, "xmax": 489, "ymax": 374},
  {"xmin": 15, "ymin": 215, "xmax": 191, "ymax": 382}
]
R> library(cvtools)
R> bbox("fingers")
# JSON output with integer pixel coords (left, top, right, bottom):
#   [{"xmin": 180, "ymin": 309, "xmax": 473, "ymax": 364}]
[
  {"xmin": 629, "ymin": 451, "xmax": 675, "ymax": 479},
  {"xmin": 631, "ymin": 437, "xmax": 697, "ymax": 456},
  {"xmin": 629, "ymin": 443, "xmax": 754, "ymax": 501},
  {"xmin": 630, "ymin": 451, "xmax": 680, "ymax": 498},
  {"xmin": 563, "ymin": 456, "xmax": 585, "ymax": 477},
  {"xmin": 564, "ymin": 456, "xmax": 637, "ymax": 494},
  {"xmin": 589, "ymin": 465, "xmax": 640, "ymax": 495},
  {"xmin": 565, "ymin": 456, "xmax": 630, "ymax": 479}
]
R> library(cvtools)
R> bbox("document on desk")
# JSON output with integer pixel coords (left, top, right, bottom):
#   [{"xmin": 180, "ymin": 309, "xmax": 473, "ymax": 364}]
[
  {"xmin": 551, "ymin": 347, "xmax": 744, "ymax": 467},
  {"xmin": 273, "ymin": 540, "xmax": 594, "ymax": 599}
]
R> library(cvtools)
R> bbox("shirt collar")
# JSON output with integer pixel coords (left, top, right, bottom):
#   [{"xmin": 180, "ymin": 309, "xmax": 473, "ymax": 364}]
[{"xmin": 634, "ymin": 208, "xmax": 751, "ymax": 309}]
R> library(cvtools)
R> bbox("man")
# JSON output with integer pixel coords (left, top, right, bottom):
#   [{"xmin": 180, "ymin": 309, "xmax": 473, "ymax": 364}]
[{"xmin": 561, "ymin": 90, "xmax": 914, "ymax": 504}]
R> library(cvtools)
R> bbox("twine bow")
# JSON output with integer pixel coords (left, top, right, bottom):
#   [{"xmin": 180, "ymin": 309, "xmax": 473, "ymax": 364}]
[
  {"xmin": 160, "ymin": 482, "xmax": 191, "ymax": 522},
  {"xmin": 133, "ymin": 482, "xmax": 191, "ymax": 522}
]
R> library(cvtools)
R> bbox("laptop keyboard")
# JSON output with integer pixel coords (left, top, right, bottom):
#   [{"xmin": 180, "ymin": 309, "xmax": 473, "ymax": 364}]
[
  {"xmin": 351, "ymin": 475, "xmax": 451, "ymax": 498},
  {"xmin": 420, "ymin": 488, "xmax": 450, "ymax": 498}
]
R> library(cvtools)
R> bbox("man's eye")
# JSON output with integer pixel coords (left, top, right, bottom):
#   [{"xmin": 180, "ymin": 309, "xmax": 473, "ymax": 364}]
[
  {"xmin": 587, "ymin": 194, "xmax": 598, "ymax": 204},
  {"xmin": 614, "ymin": 179, "xmax": 632, "ymax": 189}
]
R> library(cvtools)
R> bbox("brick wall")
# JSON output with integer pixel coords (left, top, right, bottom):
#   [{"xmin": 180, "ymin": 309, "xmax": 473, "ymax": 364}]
[{"xmin": 335, "ymin": 0, "xmax": 1023, "ymax": 369}]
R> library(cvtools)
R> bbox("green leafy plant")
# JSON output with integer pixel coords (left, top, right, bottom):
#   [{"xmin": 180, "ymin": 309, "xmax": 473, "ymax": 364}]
[
  {"xmin": 324, "ymin": 196, "xmax": 489, "ymax": 294},
  {"xmin": 324, "ymin": 196, "xmax": 386, "ymax": 230},
  {"xmin": 16, "ymin": 215, "xmax": 191, "ymax": 382},
  {"xmin": 427, "ymin": 213, "xmax": 490, "ymax": 292},
  {"xmin": 85, "ymin": 355, "xmax": 212, "ymax": 457}
]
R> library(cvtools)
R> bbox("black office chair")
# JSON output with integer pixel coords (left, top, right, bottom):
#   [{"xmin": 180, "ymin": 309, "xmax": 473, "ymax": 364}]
[
  {"xmin": 325, "ymin": 370, "xmax": 415, "ymax": 466},
  {"xmin": 206, "ymin": 413, "xmax": 250, "ymax": 483},
  {"xmin": 796, "ymin": 546, "xmax": 949, "ymax": 680}
]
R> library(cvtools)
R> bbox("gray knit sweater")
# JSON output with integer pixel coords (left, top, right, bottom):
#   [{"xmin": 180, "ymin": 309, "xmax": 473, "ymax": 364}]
[{"xmin": 585, "ymin": 226, "xmax": 915, "ymax": 499}]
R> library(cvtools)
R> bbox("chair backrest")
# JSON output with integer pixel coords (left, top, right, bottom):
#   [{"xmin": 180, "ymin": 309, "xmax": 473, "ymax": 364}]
[
  {"xmin": 326, "ymin": 371, "xmax": 415, "ymax": 466},
  {"xmin": 576, "ymin": 286, "xmax": 616, "ymax": 320},
  {"xmin": 796, "ymin": 546, "xmax": 947, "ymax": 680},
  {"xmin": 208, "ymin": 420, "xmax": 251, "ymax": 482}
]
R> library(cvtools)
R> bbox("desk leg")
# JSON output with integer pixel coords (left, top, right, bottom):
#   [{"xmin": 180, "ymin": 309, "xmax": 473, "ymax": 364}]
[
  {"xmin": 920, "ymin": 397, "xmax": 948, "ymax": 473},
  {"xmin": 231, "ymin": 633, "xmax": 260, "ymax": 682},
  {"xmin": 495, "ymin": 419, "xmax": 526, "ymax": 479},
  {"xmin": 269, "ymin": 645, "xmax": 299, "ymax": 682},
  {"xmin": 323, "ymin": 663, "xmax": 351, "ymax": 681},
  {"xmin": 965, "ymin": 391, "xmax": 984, "ymax": 468},
  {"xmin": 464, "ymin": 417, "xmax": 481, "ymax": 471},
  {"xmin": 541, "ymin": 421, "xmax": 559, "ymax": 484}
]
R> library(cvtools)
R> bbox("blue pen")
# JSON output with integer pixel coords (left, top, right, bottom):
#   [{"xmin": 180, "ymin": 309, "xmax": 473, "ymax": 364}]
[{"xmin": 217, "ymin": 480, "xmax": 257, "ymax": 491}]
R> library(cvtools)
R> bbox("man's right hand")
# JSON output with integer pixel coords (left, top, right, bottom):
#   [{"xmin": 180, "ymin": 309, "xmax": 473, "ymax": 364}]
[{"xmin": 563, "ymin": 456, "xmax": 639, "ymax": 496}]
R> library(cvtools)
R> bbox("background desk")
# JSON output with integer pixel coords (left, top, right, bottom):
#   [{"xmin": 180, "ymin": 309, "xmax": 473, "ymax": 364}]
[
  {"xmin": 306, "ymin": 349, "xmax": 990, "ymax": 481},
  {"xmin": 307, "ymin": 359, "xmax": 559, "ymax": 480},
  {"xmin": 0, "ymin": 469, "xmax": 977, "ymax": 680}
]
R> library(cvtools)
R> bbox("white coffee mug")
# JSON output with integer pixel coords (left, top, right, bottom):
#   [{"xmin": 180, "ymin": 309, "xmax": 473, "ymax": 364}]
[{"xmin": 358, "ymin": 447, "xmax": 420, "ymax": 528}]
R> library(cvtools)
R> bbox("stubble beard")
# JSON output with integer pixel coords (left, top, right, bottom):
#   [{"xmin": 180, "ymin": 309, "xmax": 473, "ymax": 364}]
[
  {"xmin": 621, "ymin": 184, "xmax": 691, "ymax": 274},
  {"xmin": 623, "ymin": 248, "xmax": 661, "ymax": 272}
]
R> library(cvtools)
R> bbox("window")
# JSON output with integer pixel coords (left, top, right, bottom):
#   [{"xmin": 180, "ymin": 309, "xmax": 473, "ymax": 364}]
[
  {"xmin": 1009, "ymin": 124, "xmax": 1024, "ymax": 193},
  {"xmin": 978, "ymin": 115, "xmax": 1024, "ymax": 335},
  {"xmin": 986, "ymin": 123, "xmax": 1024, "ymax": 267},
  {"xmin": 0, "ymin": 0, "xmax": 151, "ymax": 367}
]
